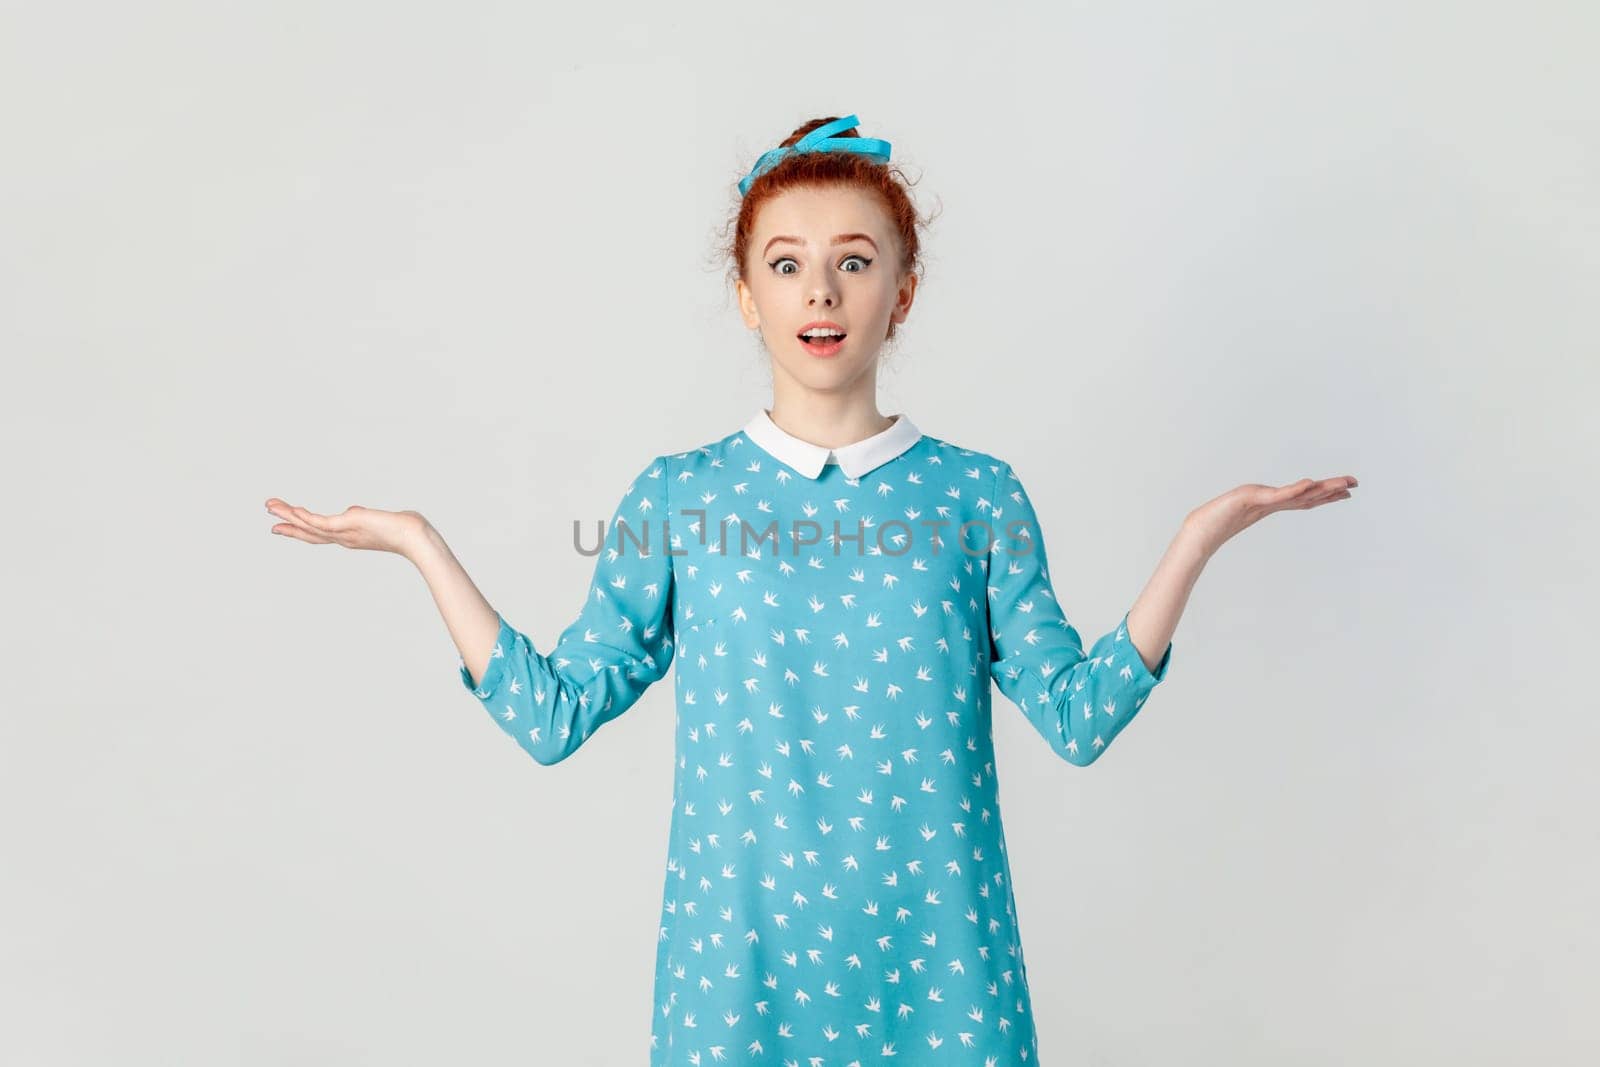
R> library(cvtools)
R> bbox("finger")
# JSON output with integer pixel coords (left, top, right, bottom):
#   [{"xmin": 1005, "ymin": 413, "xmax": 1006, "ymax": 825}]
[
  {"xmin": 1288, "ymin": 476, "xmax": 1354, "ymax": 501},
  {"xmin": 1301, "ymin": 488, "xmax": 1353, "ymax": 509},
  {"xmin": 271, "ymin": 506, "xmax": 332, "ymax": 537},
  {"xmin": 1268, "ymin": 485, "xmax": 1327, "ymax": 512},
  {"xmin": 271, "ymin": 522, "xmax": 334, "ymax": 545},
  {"xmin": 290, "ymin": 504, "xmax": 358, "ymax": 533},
  {"xmin": 1277, "ymin": 478, "xmax": 1317, "ymax": 497},
  {"xmin": 266, "ymin": 501, "xmax": 344, "ymax": 542}
]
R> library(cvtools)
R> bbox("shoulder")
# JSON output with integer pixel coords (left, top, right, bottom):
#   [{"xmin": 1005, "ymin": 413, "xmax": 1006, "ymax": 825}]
[
  {"xmin": 916, "ymin": 432, "xmax": 1011, "ymax": 488},
  {"xmin": 915, "ymin": 435, "xmax": 1053, "ymax": 522},
  {"xmin": 660, "ymin": 426, "xmax": 749, "ymax": 484},
  {"xmin": 597, "ymin": 455, "xmax": 673, "ymax": 516}
]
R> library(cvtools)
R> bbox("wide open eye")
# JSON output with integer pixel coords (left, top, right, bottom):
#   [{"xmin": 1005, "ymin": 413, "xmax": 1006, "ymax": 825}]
[
  {"xmin": 769, "ymin": 257, "xmax": 799, "ymax": 275},
  {"xmin": 840, "ymin": 255, "xmax": 872, "ymax": 273}
]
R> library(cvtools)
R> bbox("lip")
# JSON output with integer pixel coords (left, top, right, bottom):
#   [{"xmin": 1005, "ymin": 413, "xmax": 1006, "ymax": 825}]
[
  {"xmin": 797, "ymin": 320, "xmax": 847, "ymax": 358},
  {"xmin": 797, "ymin": 320, "xmax": 846, "ymax": 336}
]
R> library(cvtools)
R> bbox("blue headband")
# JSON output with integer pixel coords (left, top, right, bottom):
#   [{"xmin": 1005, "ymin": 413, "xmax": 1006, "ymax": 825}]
[{"xmin": 738, "ymin": 114, "xmax": 892, "ymax": 197}]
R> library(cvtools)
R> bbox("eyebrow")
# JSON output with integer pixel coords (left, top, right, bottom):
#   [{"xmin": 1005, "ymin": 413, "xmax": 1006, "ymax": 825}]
[{"xmin": 763, "ymin": 233, "xmax": 880, "ymax": 257}]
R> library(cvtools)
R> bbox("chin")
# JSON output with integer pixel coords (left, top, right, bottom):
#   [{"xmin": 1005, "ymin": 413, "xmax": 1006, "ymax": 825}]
[{"xmin": 780, "ymin": 354, "xmax": 877, "ymax": 390}]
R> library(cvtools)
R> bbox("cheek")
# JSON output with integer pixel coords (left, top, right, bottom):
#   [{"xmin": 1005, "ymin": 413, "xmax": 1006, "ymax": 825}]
[
  {"xmin": 855, "ymin": 272, "xmax": 894, "ymax": 300},
  {"xmin": 743, "ymin": 280, "xmax": 773, "ymax": 322}
]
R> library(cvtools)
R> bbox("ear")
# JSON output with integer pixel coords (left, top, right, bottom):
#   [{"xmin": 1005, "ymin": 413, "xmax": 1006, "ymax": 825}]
[
  {"xmin": 890, "ymin": 270, "xmax": 918, "ymax": 325},
  {"xmin": 736, "ymin": 278, "xmax": 761, "ymax": 329}
]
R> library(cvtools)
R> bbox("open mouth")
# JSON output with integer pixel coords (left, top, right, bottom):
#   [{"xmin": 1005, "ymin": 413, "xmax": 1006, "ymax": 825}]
[{"xmin": 799, "ymin": 331, "xmax": 847, "ymax": 348}]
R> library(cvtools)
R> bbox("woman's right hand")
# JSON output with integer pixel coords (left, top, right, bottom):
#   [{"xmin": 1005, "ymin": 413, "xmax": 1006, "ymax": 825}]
[{"xmin": 265, "ymin": 498, "xmax": 430, "ymax": 559}]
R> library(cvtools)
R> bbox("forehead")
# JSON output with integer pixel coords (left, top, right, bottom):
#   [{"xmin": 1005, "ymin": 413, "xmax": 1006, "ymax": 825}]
[{"xmin": 751, "ymin": 185, "xmax": 892, "ymax": 242}]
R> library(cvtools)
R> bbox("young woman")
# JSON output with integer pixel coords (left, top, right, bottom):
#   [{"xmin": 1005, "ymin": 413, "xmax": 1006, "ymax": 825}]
[{"xmin": 266, "ymin": 114, "xmax": 1357, "ymax": 1064}]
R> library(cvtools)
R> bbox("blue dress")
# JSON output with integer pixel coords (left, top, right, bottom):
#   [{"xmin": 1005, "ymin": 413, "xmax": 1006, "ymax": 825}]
[{"xmin": 458, "ymin": 410, "xmax": 1174, "ymax": 1064}]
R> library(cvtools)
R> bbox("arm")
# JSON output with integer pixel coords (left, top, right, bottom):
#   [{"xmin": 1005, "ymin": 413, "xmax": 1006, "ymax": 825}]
[
  {"xmin": 985, "ymin": 460, "xmax": 1177, "ymax": 766},
  {"xmin": 416, "ymin": 454, "xmax": 678, "ymax": 765},
  {"xmin": 983, "ymin": 456, "xmax": 1359, "ymax": 765}
]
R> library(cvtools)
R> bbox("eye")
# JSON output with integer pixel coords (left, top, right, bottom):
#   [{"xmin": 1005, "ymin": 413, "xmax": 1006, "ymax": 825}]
[
  {"xmin": 840, "ymin": 255, "xmax": 872, "ymax": 273},
  {"xmin": 768, "ymin": 257, "xmax": 799, "ymax": 275}
]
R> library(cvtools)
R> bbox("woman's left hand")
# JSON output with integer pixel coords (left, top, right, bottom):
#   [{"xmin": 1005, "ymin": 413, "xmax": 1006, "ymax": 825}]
[{"xmin": 1183, "ymin": 475, "xmax": 1358, "ymax": 556}]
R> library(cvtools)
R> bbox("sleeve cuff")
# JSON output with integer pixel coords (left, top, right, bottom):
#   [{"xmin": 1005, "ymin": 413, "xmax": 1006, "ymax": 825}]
[
  {"xmin": 458, "ymin": 612, "xmax": 516, "ymax": 699},
  {"xmin": 1119, "ymin": 609, "xmax": 1173, "ymax": 686}
]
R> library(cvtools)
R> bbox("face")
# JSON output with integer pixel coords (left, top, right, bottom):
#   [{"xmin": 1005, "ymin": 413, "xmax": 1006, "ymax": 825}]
[{"xmin": 737, "ymin": 185, "xmax": 917, "ymax": 394}]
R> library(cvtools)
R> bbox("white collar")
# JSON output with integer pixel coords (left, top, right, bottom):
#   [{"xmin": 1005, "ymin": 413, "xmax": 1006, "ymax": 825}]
[{"xmin": 741, "ymin": 408, "xmax": 923, "ymax": 479}]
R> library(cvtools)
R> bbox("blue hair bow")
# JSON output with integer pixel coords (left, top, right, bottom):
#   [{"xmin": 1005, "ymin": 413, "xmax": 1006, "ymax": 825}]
[{"xmin": 738, "ymin": 114, "xmax": 892, "ymax": 197}]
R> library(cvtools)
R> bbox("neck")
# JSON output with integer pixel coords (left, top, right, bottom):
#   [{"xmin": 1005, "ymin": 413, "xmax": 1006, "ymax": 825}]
[
  {"xmin": 765, "ymin": 359, "xmax": 896, "ymax": 448},
  {"xmin": 766, "ymin": 390, "xmax": 894, "ymax": 450}
]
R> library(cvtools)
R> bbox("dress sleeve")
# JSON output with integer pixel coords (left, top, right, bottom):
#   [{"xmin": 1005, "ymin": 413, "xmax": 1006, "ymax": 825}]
[
  {"xmin": 985, "ymin": 459, "xmax": 1172, "ymax": 766},
  {"xmin": 457, "ymin": 454, "xmax": 677, "ymax": 765}
]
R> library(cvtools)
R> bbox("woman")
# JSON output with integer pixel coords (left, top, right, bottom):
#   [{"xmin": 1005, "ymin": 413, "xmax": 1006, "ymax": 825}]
[{"xmin": 266, "ymin": 114, "xmax": 1357, "ymax": 1063}]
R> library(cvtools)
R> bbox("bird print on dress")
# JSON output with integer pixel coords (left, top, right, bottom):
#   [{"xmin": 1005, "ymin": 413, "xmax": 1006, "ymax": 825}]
[{"xmin": 458, "ymin": 414, "xmax": 1173, "ymax": 1065}]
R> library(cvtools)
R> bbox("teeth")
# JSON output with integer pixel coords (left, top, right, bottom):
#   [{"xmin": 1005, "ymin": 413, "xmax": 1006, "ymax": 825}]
[{"xmin": 802, "ymin": 329, "xmax": 844, "ymax": 339}]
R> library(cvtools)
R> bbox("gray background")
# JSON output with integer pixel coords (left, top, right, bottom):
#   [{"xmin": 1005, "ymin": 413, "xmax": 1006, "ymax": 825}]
[{"xmin": 4, "ymin": 2, "xmax": 1596, "ymax": 1063}]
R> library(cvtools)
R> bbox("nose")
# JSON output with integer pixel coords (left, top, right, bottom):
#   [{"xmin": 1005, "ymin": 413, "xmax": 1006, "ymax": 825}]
[{"xmin": 808, "ymin": 276, "xmax": 838, "ymax": 308}]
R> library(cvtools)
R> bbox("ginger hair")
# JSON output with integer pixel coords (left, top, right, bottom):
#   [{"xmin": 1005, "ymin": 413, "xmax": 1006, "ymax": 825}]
[{"xmin": 719, "ymin": 116, "xmax": 938, "ymax": 344}]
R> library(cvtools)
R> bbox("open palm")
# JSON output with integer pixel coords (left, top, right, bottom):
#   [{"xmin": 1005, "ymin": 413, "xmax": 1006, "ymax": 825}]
[
  {"xmin": 1185, "ymin": 475, "xmax": 1358, "ymax": 554},
  {"xmin": 264, "ymin": 498, "xmax": 426, "ymax": 557}
]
